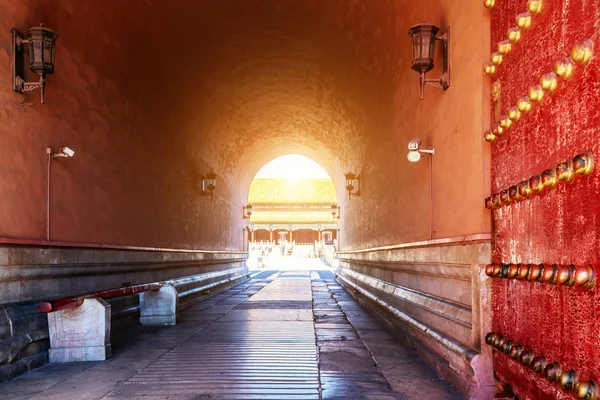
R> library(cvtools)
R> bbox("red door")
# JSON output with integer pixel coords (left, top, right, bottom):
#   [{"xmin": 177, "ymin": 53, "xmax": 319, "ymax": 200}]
[{"xmin": 487, "ymin": 1, "xmax": 599, "ymax": 399}]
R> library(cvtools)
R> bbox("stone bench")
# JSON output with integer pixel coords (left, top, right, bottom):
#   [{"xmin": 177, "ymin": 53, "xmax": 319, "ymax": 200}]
[{"xmin": 39, "ymin": 283, "xmax": 178, "ymax": 363}]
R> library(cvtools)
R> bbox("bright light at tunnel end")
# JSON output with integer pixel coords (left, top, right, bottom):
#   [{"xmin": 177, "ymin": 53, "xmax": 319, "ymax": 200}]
[{"xmin": 254, "ymin": 154, "xmax": 331, "ymax": 180}]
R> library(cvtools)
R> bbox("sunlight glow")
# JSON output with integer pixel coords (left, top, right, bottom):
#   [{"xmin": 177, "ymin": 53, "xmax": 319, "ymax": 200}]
[{"xmin": 254, "ymin": 154, "xmax": 331, "ymax": 180}]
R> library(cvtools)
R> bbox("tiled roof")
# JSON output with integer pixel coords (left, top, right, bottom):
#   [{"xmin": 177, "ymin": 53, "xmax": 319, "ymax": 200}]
[
  {"xmin": 248, "ymin": 179, "xmax": 338, "ymax": 224},
  {"xmin": 248, "ymin": 179, "xmax": 337, "ymax": 204}
]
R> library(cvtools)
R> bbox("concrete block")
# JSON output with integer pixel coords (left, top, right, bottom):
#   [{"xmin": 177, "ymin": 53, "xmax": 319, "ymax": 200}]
[
  {"xmin": 140, "ymin": 284, "xmax": 178, "ymax": 326},
  {"xmin": 48, "ymin": 298, "xmax": 111, "ymax": 363}
]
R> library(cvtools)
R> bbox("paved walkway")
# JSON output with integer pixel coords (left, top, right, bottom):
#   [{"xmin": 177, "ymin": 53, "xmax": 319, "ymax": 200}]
[{"xmin": 0, "ymin": 269, "xmax": 463, "ymax": 399}]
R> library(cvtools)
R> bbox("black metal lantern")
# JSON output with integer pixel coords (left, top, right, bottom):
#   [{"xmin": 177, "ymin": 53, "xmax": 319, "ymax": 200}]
[
  {"xmin": 344, "ymin": 173, "xmax": 360, "ymax": 200},
  {"xmin": 26, "ymin": 25, "xmax": 58, "ymax": 76},
  {"xmin": 12, "ymin": 24, "xmax": 58, "ymax": 103},
  {"xmin": 201, "ymin": 172, "xmax": 217, "ymax": 197},
  {"xmin": 408, "ymin": 23, "xmax": 450, "ymax": 100},
  {"xmin": 409, "ymin": 24, "xmax": 438, "ymax": 74}
]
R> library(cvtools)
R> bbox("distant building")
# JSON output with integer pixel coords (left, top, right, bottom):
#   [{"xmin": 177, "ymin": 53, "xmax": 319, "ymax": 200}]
[{"xmin": 247, "ymin": 178, "xmax": 338, "ymax": 244}]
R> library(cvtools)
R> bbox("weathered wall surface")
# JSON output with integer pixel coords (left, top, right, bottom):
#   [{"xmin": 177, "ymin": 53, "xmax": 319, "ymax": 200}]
[
  {"xmin": 489, "ymin": 1, "xmax": 600, "ymax": 399},
  {"xmin": 335, "ymin": 0, "xmax": 492, "ymax": 249},
  {"xmin": 0, "ymin": 0, "xmax": 243, "ymax": 250},
  {"xmin": 0, "ymin": 0, "xmax": 490, "ymax": 249}
]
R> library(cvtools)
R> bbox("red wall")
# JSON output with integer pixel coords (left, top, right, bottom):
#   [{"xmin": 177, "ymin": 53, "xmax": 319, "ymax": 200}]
[
  {"xmin": 0, "ymin": 1, "xmax": 248, "ymax": 251},
  {"xmin": 0, "ymin": 0, "xmax": 490, "ymax": 254},
  {"xmin": 490, "ymin": 1, "xmax": 600, "ymax": 398}
]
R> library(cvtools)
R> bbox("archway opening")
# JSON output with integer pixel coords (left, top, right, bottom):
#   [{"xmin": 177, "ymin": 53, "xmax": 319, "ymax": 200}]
[{"xmin": 246, "ymin": 154, "xmax": 338, "ymax": 269}]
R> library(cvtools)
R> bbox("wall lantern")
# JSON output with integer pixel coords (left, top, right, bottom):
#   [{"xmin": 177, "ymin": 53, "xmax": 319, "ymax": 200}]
[
  {"xmin": 200, "ymin": 173, "xmax": 216, "ymax": 197},
  {"xmin": 12, "ymin": 24, "xmax": 59, "ymax": 104},
  {"xmin": 407, "ymin": 138, "xmax": 434, "ymax": 162},
  {"xmin": 408, "ymin": 23, "xmax": 450, "ymax": 100},
  {"xmin": 345, "ymin": 173, "xmax": 360, "ymax": 199},
  {"xmin": 243, "ymin": 204, "xmax": 253, "ymax": 219},
  {"xmin": 331, "ymin": 204, "xmax": 340, "ymax": 221}
]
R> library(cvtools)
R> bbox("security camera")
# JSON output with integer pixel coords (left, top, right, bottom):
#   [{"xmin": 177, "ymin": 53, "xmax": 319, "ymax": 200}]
[
  {"xmin": 408, "ymin": 138, "xmax": 421, "ymax": 151},
  {"xmin": 407, "ymin": 138, "xmax": 434, "ymax": 163},
  {"xmin": 51, "ymin": 146, "xmax": 75, "ymax": 158},
  {"xmin": 61, "ymin": 147, "xmax": 75, "ymax": 157}
]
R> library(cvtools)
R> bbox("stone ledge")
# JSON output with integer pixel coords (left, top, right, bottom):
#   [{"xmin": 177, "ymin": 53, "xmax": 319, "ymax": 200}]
[
  {"xmin": 333, "ymin": 239, "xmax": 493, "ymax": 399},
  {"xmin": 0, "ymin": 352, "xmax": 48, "ymax": 382},
  {"xmin": 337, "ymin": 235, "xmax": 492, "ymax": 266},
  {"xmin": 337, "ymin": 234, "xmax": 492, "ymax": 255},
  {"xmin": 337, "ymin": 272, "xmax": 477, "ymax": 360},
  {"xmin": 338, "ymin": 266, "xmax": 473, "ymax": 346},
  {"xmin": 0, "ymin": 245, "xmax": 248, "ymax": 304},
  {"xmin": 0, "ymin": 328, "xmax": 48, "ymax": 365},
  {"xmin": 337, "ymin": 273, "xmax": 495, "ymax": 399}
]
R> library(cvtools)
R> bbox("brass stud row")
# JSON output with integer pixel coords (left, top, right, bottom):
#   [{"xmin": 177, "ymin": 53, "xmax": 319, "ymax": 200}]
[
  {"xmin": 483, "ymin": 0, "xmax": 543, "ymax": 74},
  {"xmin": 484, "ymin": 40, "xmax": 594, "ymax": 142},
  {"xmin": 484, "ymin": 152, "xmax": 594, "ymax": 209},
  {"xmin": 485, "ymin": 263, "xmax": 596, "ymax": 288},
  {"xmin": 485, "ymin": 332, "xmax": 598, "ymax": 400}
]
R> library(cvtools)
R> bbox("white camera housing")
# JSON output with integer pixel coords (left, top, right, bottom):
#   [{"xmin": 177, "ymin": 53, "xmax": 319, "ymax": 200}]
[
  {"xmin": 61, "ymin": 147, "xmax": 75, "ymax": 157},
  {"xmin": 408, "ymin": 138, "xmax": 421, "ymax": 151},
  {"xmin": 51, "ymin": 146, "xmax": 75, "ymax": 158}
]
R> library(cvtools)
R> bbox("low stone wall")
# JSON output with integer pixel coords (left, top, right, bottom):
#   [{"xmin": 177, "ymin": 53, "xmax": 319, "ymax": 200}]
[
  {"xmin": 336, "ymin": 235, "xmax": 494, "ymax": 399},
  {"xmin": 0, "ymin": 245, "xmax": 248, "ymax": 382}
]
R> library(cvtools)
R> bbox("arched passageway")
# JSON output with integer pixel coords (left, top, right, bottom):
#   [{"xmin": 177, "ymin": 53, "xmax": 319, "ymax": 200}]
[
  {"xmin": 4, "ymin": 1, "xmax": 598, "ymax": 399},
  {"xmin": 0, "ymin": 1, "xmax": 491, "ymax": 397}
]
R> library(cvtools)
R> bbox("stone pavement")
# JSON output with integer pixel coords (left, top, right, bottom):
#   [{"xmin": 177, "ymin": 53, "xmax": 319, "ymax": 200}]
[{"xmin": 0, "ymin": 269, "xmax": 463, "ymax": 399}]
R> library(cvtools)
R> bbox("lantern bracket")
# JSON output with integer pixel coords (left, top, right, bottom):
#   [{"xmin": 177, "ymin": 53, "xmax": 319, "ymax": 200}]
[
  {"xmin": 419, "ymin": 28, "xmax": 450, "ymax": 100},
  {"xmin": 12, "ymin": 29, "xmax": 48, "ymax": 103}
]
